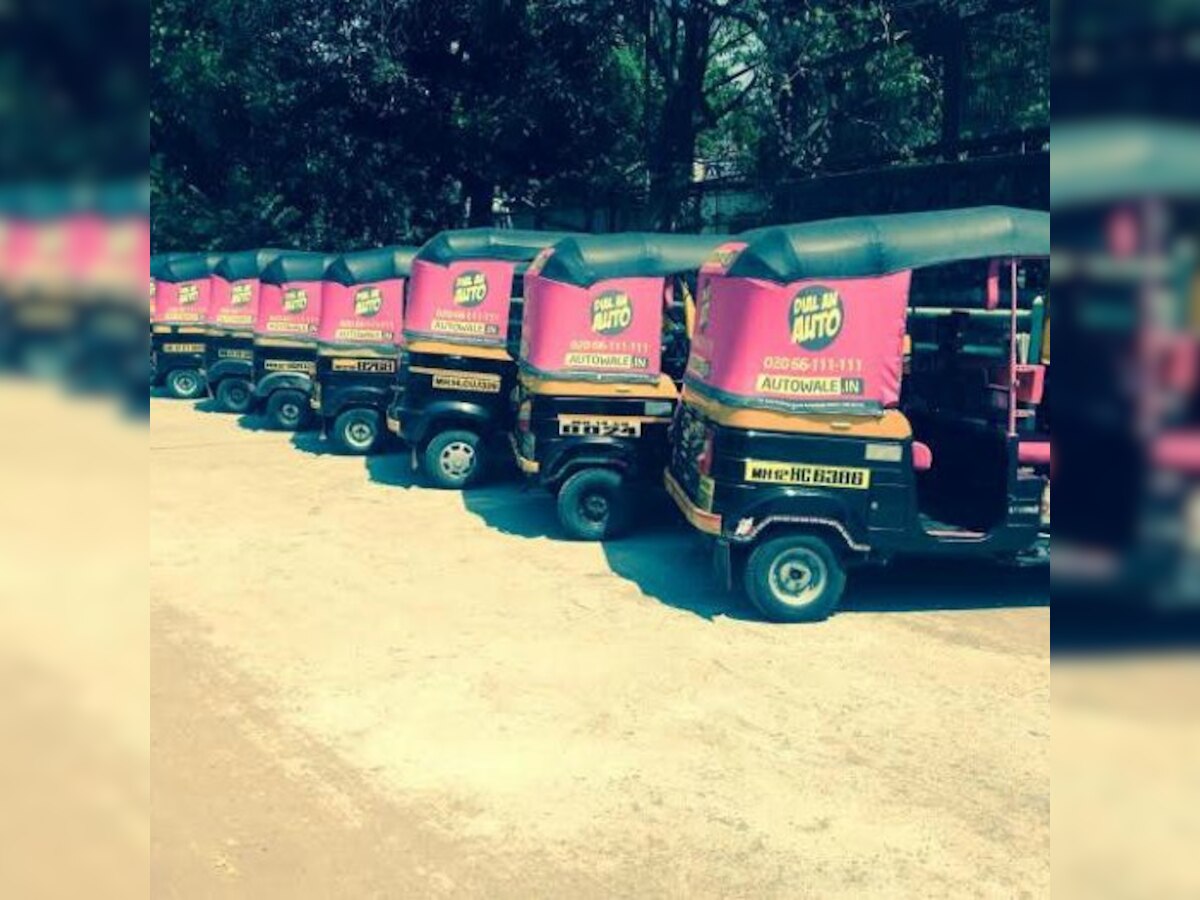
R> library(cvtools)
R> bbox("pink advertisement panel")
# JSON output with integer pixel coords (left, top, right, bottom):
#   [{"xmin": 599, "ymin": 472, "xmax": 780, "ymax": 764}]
[
  {"xmin": 255, "ymin": 280, "xmax": 323, "ymax": 339},
  {"xmin": 208, "ymin": 276, "xmax": 260, "ymax": 331},
  {"xmin": 521, "ymin": 274, "xmax": 665, "ymax": 381},
  {"xmin": 3, "ymin": 220, "xmax": 38, "ymax": 285},
  {"xmin": 154, "ymin": 277, "xmax": 212, "ymax": 325},
  {"xmin": 403, "ymin": 258, "xmax": 517, "ymax": 347},
  {"xmin": 318, "ymin": 278, "xmax": 405, "ymax": 346},
  {"xmin": 686, "ymin": 270, "xmax": 911, "ymax": 413}
]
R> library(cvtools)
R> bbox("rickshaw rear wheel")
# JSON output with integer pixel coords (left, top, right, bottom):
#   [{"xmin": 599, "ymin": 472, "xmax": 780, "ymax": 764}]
[
  {"xmin": 423, "ymin": 429, "xmax": 486, "ymax": 489},
  {"xmin": 556, "ymin": 468, "xmax": 630, "ymax": 540},
  {"xmin": 166, "ymin": 367, "xmax": 205, "ymax": 400},
  {"xmin": 266, "ymin": 389, "xmax": 311, "ymax": 431},
  {"xmin": 215, "ymin": 377, "xmax": 253, "ymax": 414},
  {"xmin": 744, "ymin": 533, "xmax": 846, "ymax": 623},
  {"xmin": 332, "ymin": 407, "xmax": 381, "ymax": 455}
]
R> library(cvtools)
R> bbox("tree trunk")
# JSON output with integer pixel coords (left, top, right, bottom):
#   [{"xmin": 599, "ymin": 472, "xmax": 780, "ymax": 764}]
[
  {"xmin": 647, "ymin": 8, "xmax": 711, "ymax": 230},
  {"xmin": 464, "ymin": 175, "xmax": 495, "ymax": 227}
]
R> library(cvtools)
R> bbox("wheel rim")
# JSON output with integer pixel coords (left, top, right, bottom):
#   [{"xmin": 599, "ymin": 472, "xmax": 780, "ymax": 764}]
[
  {"xmin": 439, "ymin": 441, "xmax": 476, "ymax": 478},
  {"xmin": 225, "ymin": 384, "xmax": 249, "ymax": 408},
  {"xmin": 767, "ymin": 547, "xmax": 828, "ymax": 608},
  {"xmin": 345, "ymin": 419, "xmax": 376, "ymax": 449},
  {"xmin": 279, "ymin": 402, "xmax": 301, "ymax": 426},
  {"xmin": 173, "ymin": 372, "xmax": 198, "ymax": 396},
  {"xmin": 579, "ymin": 492, "xmax": 610, "ymax": 525}
]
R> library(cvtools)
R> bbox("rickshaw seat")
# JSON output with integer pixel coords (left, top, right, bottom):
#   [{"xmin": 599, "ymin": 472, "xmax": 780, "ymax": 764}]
[
  {"xmin": 1018, "ymin": 441, "xmax": 1051, "ymax": 467},
  {"xmin": 913, "ymin": 441, "xmax": 934, "ymax": 472}
]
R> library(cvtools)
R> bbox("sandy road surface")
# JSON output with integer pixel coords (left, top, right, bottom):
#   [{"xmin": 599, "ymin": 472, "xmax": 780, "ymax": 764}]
[{"xmin": 150, "ymin": 396, "xmax": 1049, "ymax": 898}]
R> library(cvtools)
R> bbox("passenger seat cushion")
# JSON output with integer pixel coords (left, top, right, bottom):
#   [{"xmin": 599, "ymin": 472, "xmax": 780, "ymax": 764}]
[
  {"xmin": 912, "ymin": 441, "xmax": 934, "ymax": 472},
  {"xmin": 1018, "ymin": 441, "xmax": 1051, "ymax": 467}
]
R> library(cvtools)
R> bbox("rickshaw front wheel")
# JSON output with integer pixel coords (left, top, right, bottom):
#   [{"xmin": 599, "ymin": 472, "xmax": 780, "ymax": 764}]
[
  {"xmin": 215, "ymin": 377, "xmax": 253, "ymax": 414},
  {"xmin": 266, "ymin": 389, "xmax": 311, "ymax": 431},
  {"xmin": 744, "ymin": 533, "xmax": 846, "ymax": 623},
  {"xmin": 556, "ymin": 468, "xmax": 630, "ymax": 541},
  {"xmin": 423, "ymin": 429, "xmax": 486, "ymax": 489},
  {"xmin": 166, "ymin": 367, "xmax": 205, "ymax": 400},
  {"xmin": 332, "ymin": 408, "xmax": 381, "ymax": 455}
]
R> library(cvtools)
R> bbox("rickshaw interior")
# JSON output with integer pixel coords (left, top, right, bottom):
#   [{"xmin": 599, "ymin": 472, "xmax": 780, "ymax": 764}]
[{"xmin": 903, "ymin": 256, "xmax": 1050, "ymax": 533}]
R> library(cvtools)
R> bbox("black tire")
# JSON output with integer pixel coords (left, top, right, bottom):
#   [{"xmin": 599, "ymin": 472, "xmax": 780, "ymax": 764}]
[
  {"xmin": 744, "ymin": 533, "xmax": 846, "ymax": 623},
  {"xmin": 422, "ymin": 429, "xmax": 486, "ymax": 489},
  {"xmin": 265, "ymin": 389, "xmax": 311, "ymax": 431},
  {"xmin": 165, "ymin": 367, "xmax": 205, "ymax": 400},
  {"xmin": 214, "ymin": 377, "xmax": 254, "ymax": 414},
  {"xmin": 332, "ymin": 407, "xmax": 382, "ymax": 455},
  {"xmin": 556, "ymin": 468, "xmax": 631, "ymax": 541}
]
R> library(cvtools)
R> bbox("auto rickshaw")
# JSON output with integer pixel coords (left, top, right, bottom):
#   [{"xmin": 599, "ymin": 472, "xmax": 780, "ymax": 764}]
[
  {"xmin": 664, "ymin": 206, "xmax": 1050, "ymax": 622},
  {"xmin": 252, "ymin": 251, "xmax": 334, "ymax": 430},
  {"xmin": 2, "ymin": 187, "xmax": 88, "ymax": 374},
  {"xmin": 152, "ymin": 251, "xmax": 224, "ymax": 399},
  {"xmin": 512, "ymin": 232, "xmax": 724, "ymax": 538},
  {"xmin": 388, "ymin": 228, "xmax": 570, "ymax": 487},
  {"xmin": 312, "ymin": 245, "xmax": 417, "ymax": 453},
  {"xmin": 1050, "ymin": 121, "xmax": 1200, "ymax": 606},
  {"xmin": 204, "ymin": 248, "xmax": 284, "ymax": 413},
  {"xmin": 68, "ymin": 182, "xmax": 151, "ymax": 397}
]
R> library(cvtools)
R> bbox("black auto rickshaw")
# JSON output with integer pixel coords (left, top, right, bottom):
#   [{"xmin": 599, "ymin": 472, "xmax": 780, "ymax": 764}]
[
  {"xmin": 203, "ymin": 248, "xmax": 284, "ymax": 413},
  {"xmin": 0, "ymin": 186, "xmax": 78, "ymax": 374},
  {"xmin": 1051, "ymin": 121, "xmax": 1200, "ymax": 607},
  {"xmin": 664, "ymin": 207, "xmax": 1050, "ymax": 622},
  {"xmin": 312, "ymin": 245, "xmax": 417, "ymax": 453},
  {"xmin": 387, "ymin": 228, "xmax": 570, "ymax": 487},
  {"xmin": 512, "ymin": 232, "xmax": 724, "ymax": 538},
  {"xmin": 252, "ymin": 251, "xmax": 334, "ymax": 430},
  {"xmin": 152, "ymin": 251, "xmax": 224, "ymax": 399}
]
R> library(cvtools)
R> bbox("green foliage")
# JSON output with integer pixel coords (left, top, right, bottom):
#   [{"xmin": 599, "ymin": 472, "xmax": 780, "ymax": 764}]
[{"xmin": 151, "ymin": 0, "xmax": 1049, "ymax": 249}]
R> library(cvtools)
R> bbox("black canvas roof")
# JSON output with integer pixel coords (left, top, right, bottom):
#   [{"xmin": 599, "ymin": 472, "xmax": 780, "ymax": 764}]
[
  {"xmin": 214, "ymin": 249, "xmax": 287, "ymax": 281},
  {"xmin": 260, "ymin": 251, "xmax": 336, "ymax": 285},
  {"xmin": 416, "ymin": 228, "xmax": 574, "ymax": 265},
  {"xmin": 1051, "ymin": 121, "xmax": 1200, "ymax": 207},
  {"xmin": 326, "ymin": 246, "xmax": 420, "ymax": 286},
  {"xmin": 732, "ymin": 207, "xmax": 1049, "ymax": 282},
  {"xmin": 158, "ymin": 252, "xmax": 226, "ymax": 283},
  {"xmin": 537, "ymin": 233, "xmax": 727, "ymax": 287}
]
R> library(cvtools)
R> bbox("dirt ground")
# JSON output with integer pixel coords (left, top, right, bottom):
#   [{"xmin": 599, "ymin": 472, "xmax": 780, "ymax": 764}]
[{"xmin": 149, "ymin": 395, "xmax": 1050, "ymax": 898}]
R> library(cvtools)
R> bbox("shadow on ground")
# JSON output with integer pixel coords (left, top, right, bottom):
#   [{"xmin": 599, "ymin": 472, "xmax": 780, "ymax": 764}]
[
  {"xmin": 461, "ymin": 481, "xmax": 1049, "ymax": 622},
  {"xmin": 364, "ymin": 447, "xmax": 422, "ymax": 489},
  {"xmin": 192, "ymin": 397, "xmax": 232, "ymax": 415},
  {"xmin": 1052, "ymin": 605, "xmax": 1200, "ymax": 655}
]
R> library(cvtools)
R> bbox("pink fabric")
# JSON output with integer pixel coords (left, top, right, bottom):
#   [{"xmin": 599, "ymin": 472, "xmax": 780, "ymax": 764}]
[
  {"xmin": 154, "ymin": 277, "xmax": 211, "ymax": 325},
  {"xmin": 1013, "ymin": 364, "xmax": 1046, "ymax": 405},
  {"xmin": 1154, "ymin": 432, "xmax": 1200, "ymax": 474},
  {"xmin": 208, "ymin": 276, "xmax": 260, "ymax": 331},
  {"xmin": 403, "ymin": 258, "xmax": 517, "ymax": 346},
  {"xmin": 255, "ymin": 279, "xmax": 323, "ymax": 338},
  {"xmin": 0, "ymin": 220, "xmax": 36, "ymax": 282},
  {"xmin": 65, "ymin": 214, "xmax": 107, "ymax": 281},
  {"xmin": 318, "ymin": 278, "xmax": 405, "ymax": 346},
  {"xmin": 1018, "ymin": 441, "xmax": 1051, "ymax": 467},
  {"xmin": 912, "ymin": 441, "xmax": 934, "ymax": 471},
  {"xmin": 520, "ymin": 273, "xmax": 665, "ymax": 380},
  {"xmin": 686, "ymin": 261, "xmax": 911, "ymax": 413}
]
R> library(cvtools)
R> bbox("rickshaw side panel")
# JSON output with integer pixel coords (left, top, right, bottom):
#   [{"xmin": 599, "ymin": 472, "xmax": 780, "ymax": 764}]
[
  {"xmin": 522, "ymin": 391, "xmax": 675, "ymax": 489},
  {"xmin": 392, "ymin": 348, "xmax": 516, "ymax": 446}
]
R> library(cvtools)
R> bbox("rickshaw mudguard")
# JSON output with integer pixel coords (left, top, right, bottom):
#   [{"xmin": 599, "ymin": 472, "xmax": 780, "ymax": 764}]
[
  {"xmin": 254, "ymin": 370, "xmax": 314, "ymax": 400},
  {"xmin": 539, "ymin": 438, "xmax": 638, "ymax": 488},
  {"xmin": 205, "ymin": 357, "xmax": 253, "ymax": 384},
  {"xmin": 319, "ymin": 382, "xmax": 391, "ymax": 419},
  {"xmin": 721, "ymin": 485, "xmax": 870, "ymax": 552},
  {"xmin": 399, "ymin": 398, "xmax": 501, "ymax": 447}
]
